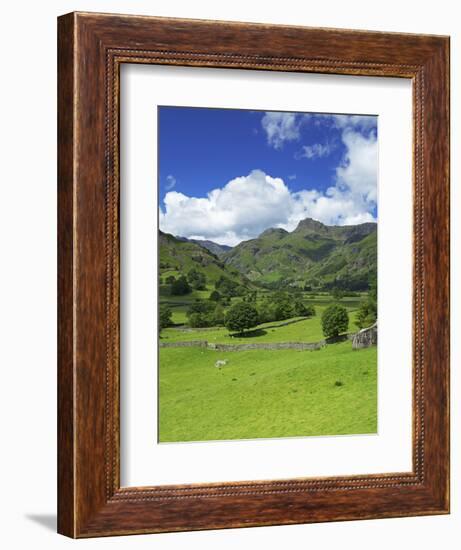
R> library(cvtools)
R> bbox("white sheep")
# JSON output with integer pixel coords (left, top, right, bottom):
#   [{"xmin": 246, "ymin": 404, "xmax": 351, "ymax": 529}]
[{"xmin": 215, "ymin": 360, "xmax": 227, "ymax": 369}]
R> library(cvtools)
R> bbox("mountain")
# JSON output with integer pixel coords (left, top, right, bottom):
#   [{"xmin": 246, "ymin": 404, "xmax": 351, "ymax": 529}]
[
  {"xmin": 159, "ymin": 231, "xmax": 247, "ymax": 287},
  {"xmin": 175, "ymin": 236, "xmax": 232, "ymax": 256},
  {"xmin": 221, "ymin": 218, "xmax": 377, "ymax": 290}
]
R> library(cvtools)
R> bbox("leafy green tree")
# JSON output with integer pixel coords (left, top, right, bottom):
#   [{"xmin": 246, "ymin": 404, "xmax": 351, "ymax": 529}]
[
  {"xmin": 159, "ymin": 305, "xmax": 172, "ymax": 331},
  {"xmin": 188, "ymin": 312, "xmax": 212, "ymax": 328},
  {"xmin": 293, "ymin": 300, "xmax": 308, "ymax": 317},
  {"xmin": 369, "ymin": 276, "xmax": 378, "ymax": 301},
  {"xmin": 272, "ymin": 290, "xmax": 290, "ymax": 304},
  {"xmin": 209, "ymin": 290, "xmax": 221, "ymax": 302},
  {"xmin": 212, "ymin": 304, "xmax": 225, "ymax": 326},
  {"xmin": 274, "ymin": 301, "xmax": 294, "ymax": 321},
  {"xmin": 215, "ymin": 276, "xmax": 240, "ymax": 297},
  {"xmin": 332, "ymin": 288, "xmax": 345, "ymax": 300},
  {"xmin": 321, "ymin": 305, "xmax": 349, "ymax": 338},
  {"xmin": 165, "ymin": 275, "xmax": 176, "ymax": 284},
  {"xmin": 225, "ymin": 302, "xmax": 259, "ymax": 335},
  {"xmin": 257, "ymin": 301, "xmax": 276, "ymax": 323},
  {"xmin": 187, "ymin": 300, "xmax": 215, "ymax": 317},
  {"xmin": 292, "ymin": 300, "xmax": 316, "ymax": 317},
  {"xmin": 355, "ymin": 276, "xmax": 377, "ymax": 329},
  {"xmin": 355, "ymin": 299, "xmax": 377, "ymax": 329},
  {"xmin": 243, "ymin": 290, "xmax": 257, "ymax": 303},
  {"xmin": 170, "ymin": 275, "xmax": 191, "ymax": 296},
  {"xmin": 186, "ymin": 300, "xmax": 215, "ymax": 327},
  {"xmin": 187, "ymin": 268, "xmax": 207, "ymax": 290},
  {"xmin": 219, "ymin": 294, "xmax": 231, "ymax": 306}
]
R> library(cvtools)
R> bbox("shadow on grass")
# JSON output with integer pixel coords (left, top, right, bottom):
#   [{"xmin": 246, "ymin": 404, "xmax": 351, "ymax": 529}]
[
  {"xmin": 325, "ymin": 334, "xmax": 349, "ymax": 344},
  {"xmin": 229, "ymin": 329, "xmax": 268, "ymax": 338}
]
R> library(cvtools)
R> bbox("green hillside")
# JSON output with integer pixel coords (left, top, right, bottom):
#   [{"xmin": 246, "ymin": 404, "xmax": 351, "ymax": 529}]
[
  {"xmin": 221, "ymin": 218, "xmax": 377, "ymax": 290},
  {"xmin": 159, "ymin": 230, "xmax": 249, "ymax": 287}
]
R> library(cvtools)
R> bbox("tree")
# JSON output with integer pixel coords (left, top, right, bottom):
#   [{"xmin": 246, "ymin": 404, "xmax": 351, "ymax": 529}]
[
  {"xmin": 293, "ymin": 300, "xmax": 315, "ymax": 317},
  {"xmin": 269, "ymin": 291, "xmax": 294, "ymax": 321},
  {"xmin": 215, "ymin": 276, "xmax": 240, "ymax": 297},
  {"xmin": 321, "ymin": 305, "xmax": 349, "ymax": 338},
  {"xmin": 220, "ymin": 294, "xmax": 231, "ymax": 306},
  {"xmin": 159, "ymin": 305, "xmax": 172, "ymax": 331},
  {"xmin": 209, "ymin": 290, "xmax": 221, "ymax": 302},
  {"xmin": 242, "ymin": 290, "xmax": 257, "ymax": 303},
  {"xmin": 165, "ymin": 275, "xmax": 176, "ymax": 284},
  {"xmin": 225, "ymin": 302, "xmax": 259, "ymax": 335},
  {"xmin": 212, "ymin": 304, "xmax": 225, "ymax": 326},
  {"xmin": 332, "ymin": 288, "xmax": 345, "ymax": 300},
  {"xmin": 188, "ymin": 312, "xmax": 212, "ymax": 328},
  {"xmin": 293, "ymin": 300, "xmax": 308, "ymax": 317},
  {"xmin": 274, "ymin": 301, "xmax": 294, "ymax": 321},
  {"xmin": 170, "ymin": 275, "xmax": 191, "ymax": 296},
  {"xmin": 187, "ymin": 300, "xmax": 215, "ymax": 317},
  {"xmin": 186, "ymin": 300, "xmax": 215, "ymax": 327},
  {"xmin": 187, "ymin": 268, "xmax": 207, "ymax": 290},
  {"xmin": 257, "ymin": 301, "xmax": 276, "ymax": 323},
  {"xmin": 355, "ymin": 299, "xmax": 377, "ymax": 329}
]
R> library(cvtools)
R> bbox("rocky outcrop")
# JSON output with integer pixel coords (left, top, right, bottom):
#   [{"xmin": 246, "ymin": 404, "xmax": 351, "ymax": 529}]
[{"xmin": 352, "ymin": 322, "xmax": 377, "ymax": 350}]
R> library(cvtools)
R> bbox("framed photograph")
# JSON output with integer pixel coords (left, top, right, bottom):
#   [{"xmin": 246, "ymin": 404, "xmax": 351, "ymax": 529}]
[{"xmin": 58, "ymin": 12, "xmax": 450, "ymax": 537}]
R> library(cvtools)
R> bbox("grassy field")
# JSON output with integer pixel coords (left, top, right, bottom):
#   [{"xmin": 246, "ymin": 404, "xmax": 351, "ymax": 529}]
[
  {"xmin": 159, "ymin": 342, "xmax": 377, "ymax": 442},
  {"xmin": 158, "ymin": 290, "xmax": 377, "ymax": 442}
]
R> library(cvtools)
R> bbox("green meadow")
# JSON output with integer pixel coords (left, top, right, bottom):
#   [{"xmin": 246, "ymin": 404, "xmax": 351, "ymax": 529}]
[
  {"xmin": 159, "ymin": 342, "xmax": 377, "ymax": 442},
  {"xmin": 158, "ymin": 293, "xmax": 377, "ymax": 443}
]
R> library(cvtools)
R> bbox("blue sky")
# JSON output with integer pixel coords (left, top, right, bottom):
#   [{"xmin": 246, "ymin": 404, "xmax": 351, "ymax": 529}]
[{"xmin": 159, "ymin": 107, "xmax": 377, "ymax": 246}]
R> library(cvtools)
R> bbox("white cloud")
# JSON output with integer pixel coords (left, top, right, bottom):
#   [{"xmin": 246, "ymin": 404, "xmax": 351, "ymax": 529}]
[
  {"xmin": 315, "ymin": 113, "xmax": 377, "ymax": 132},
  {"xmin": 160, "ymin": 170, "xmax": 293, "ymax": 246},
  {"xmin": 165, "ymin": 174, "xmax": 176, "ymax": 190},
  {"xmin": 160, "ymin": 113, "xmax": 378, "ymax": 246},
  {"xmin": 297, "ymin": 142, "xmax": 334, "ymax": 160},
  {"xmin": 261, "ymin": 112, "xmax": 302, "ymax": 149},
  {"xmin": 160, "ymin": 166, "xmax": 376, "ymax": 247},
  {"xmin": 336, "ymin": 129, "xmax": 377, "ymax": 203}
]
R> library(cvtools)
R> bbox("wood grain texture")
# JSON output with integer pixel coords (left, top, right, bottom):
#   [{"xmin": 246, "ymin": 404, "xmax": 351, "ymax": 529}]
[{"xmin": 57, "ymin": 11, "xmax": 450, "ymax": 538}]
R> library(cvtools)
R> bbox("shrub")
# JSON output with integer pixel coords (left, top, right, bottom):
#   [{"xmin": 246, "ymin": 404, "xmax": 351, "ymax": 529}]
[
  {"xmin": 257, "ymin": 301, "xmax": 276, "ymax": 323},
  {"xmin": 225, "ymin": 302, "xmax": 259, "ymax": 335},
  {"xmin": 274, "ymin": 301, "xmax": 294, "ymax": 321},
  {"xmin": 165, "ymin": 275, "xmax": 176, "ymax": 284},
  {"xmin": 170, "ymin": 275, "xmax": 191, "ymax": 296},
  {"xmin": 186, "ymin": 300, "xmax": 216, "ymax": 328},
  {"xmin": 215, "ymin": 276, "xmax": 244, "ymax": 297},
  {"xmin": 187, "ymin": 268, "xmax": 207, "ymax": 290},
  {"xmin": 332, "ymin": 288, "xmax": 345, "ymax": 300},
  {"xmin": 321, "ymin": 305, "xmax": 349, "ymax": 338},
  {"xmin": 188, "ymin": 312, "xmax": 213, "ymax": 328},
  {"xmin": 158, "ymin": 305, "xmax": 172, "ymax": 331},
  {"xmin": 187, "ymin": 300, "xmax": 215, "ymax": 316},
  {"xmin": 212, "ymin": 304, "xmax": 225, "ymax": 326},
  {"xmin": 220, "ymin": 294, "xmax": 231, "ymax": 306},
  {"xmin": 209, "ymin": 290, "xmax": 221, "ymax": 302},
  {"xmin": 293, "ymin": 300, "xmax": 308, "ymax": 317},
  {"xmin": 355, "ymin": 298, "xmax": 377, "ymax": 329},
  {"xmin": 243, "ymin": 290, "xmax": 257, "ymax": 303}
]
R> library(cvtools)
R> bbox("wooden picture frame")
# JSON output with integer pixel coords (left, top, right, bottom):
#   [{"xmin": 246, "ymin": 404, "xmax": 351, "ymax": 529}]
[{"xmin": 57, "ymin": 12, "xmax": 450, "ymax": 538}]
